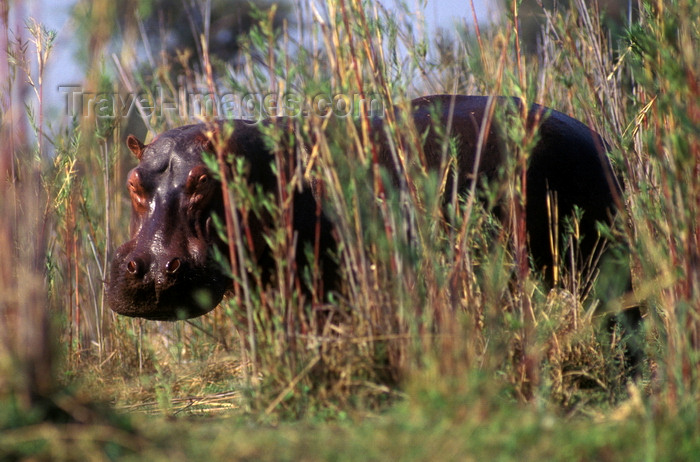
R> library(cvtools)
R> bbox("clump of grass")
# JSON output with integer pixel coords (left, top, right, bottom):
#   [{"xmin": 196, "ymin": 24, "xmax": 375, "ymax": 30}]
[{"xmin": 623, "ymin": 0, "xmax": 699, "ymax": 410}]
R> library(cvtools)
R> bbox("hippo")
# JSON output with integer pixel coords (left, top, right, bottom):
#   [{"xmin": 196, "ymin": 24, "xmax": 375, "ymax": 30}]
[{"xmin": 106, "ymin": 95, "xmax": 640, "ymax": 333}]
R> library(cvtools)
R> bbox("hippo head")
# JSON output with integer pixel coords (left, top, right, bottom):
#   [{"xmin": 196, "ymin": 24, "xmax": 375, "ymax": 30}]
[{"xmin": 106, "ymin": 125, "xmax": 229, "ymax": 320}]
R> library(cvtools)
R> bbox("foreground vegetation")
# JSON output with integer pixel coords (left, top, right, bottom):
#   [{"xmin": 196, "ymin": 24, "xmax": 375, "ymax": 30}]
[{"xmin": 1, "ymin": 0, "xmax": 698, "ymax": 459}]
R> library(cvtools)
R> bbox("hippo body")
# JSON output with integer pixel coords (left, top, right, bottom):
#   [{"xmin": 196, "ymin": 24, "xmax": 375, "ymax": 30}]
[
  {"xmin": 382, "ymin": 95, "xmax": 623, "ymax": 279},
  {"xmin": 107, "ymin": 95, "xmax": 634, "ymax": 324}
]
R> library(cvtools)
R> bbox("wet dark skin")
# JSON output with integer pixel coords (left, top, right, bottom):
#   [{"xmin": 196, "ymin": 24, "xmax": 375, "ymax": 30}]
[
  {"xmin": 107, "ymin": 126, "xmax": 229, "ymax": 319},
  {"xmin": 106, "ymin": 95, "xmax": 641, "ymax": 343}
]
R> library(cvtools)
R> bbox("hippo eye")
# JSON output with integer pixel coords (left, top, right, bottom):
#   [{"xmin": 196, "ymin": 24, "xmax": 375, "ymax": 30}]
[{"xmin": 190, "ymin": 174, "xmax": 212, "ymax": 205}]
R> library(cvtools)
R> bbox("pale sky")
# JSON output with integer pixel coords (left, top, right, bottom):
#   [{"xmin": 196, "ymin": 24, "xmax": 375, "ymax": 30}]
[
  {"xmin": 422, "ymin": 0, "xmax": 501, "ymax": 29},
  {"xmin": 21, "ymin": 0, "xmax": 496, "ymax": 117}
]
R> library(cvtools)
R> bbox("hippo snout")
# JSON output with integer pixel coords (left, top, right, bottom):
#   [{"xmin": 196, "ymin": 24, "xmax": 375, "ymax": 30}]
[
  {"xmin": 123, "ymin": 249, "xmax": 183, "ymax": 293},
  {"xmin": 107, "ymin": 238, "xmax": 229, "ymax": 321}
]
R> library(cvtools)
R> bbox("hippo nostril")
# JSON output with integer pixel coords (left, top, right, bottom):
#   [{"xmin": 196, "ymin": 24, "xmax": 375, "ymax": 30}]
[
  {"xmin": 126, "ymin": 258, "xmax": 145, "ymax": 276},
  {"xmin": 166, "ymin": 258, "xmax": 181, "ymax": 274}
]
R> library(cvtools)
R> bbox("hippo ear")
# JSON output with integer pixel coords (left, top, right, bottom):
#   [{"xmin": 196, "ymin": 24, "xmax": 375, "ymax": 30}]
[{"xmin": 126, "ymin": 135, "xmax": 146, "ymax": 160}]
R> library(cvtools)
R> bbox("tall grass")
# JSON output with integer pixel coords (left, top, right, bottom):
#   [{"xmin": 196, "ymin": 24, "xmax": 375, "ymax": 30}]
[{"xmin": 1, "ymin": 0, "xmax": 698, "ymax": 456}]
